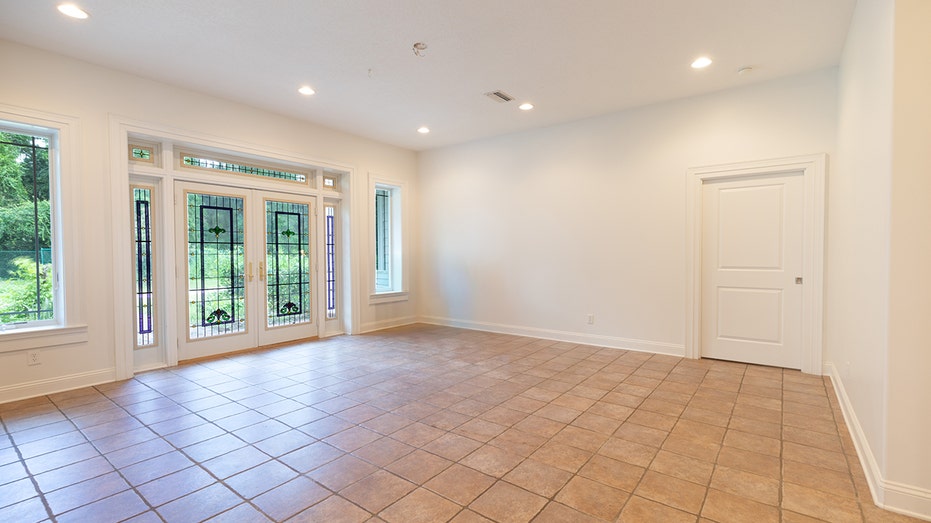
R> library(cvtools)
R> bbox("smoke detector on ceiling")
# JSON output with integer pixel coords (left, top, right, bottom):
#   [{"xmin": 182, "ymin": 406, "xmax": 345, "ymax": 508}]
[{"xmin": 484, "ymin": 90, "xmax": 514, "ymax": 103}]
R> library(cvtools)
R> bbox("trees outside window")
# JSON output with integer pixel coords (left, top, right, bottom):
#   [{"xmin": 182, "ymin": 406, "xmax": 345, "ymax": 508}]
[{"xmin": 0, "ymin": 130, "xmax": 54, "ymax": 326}]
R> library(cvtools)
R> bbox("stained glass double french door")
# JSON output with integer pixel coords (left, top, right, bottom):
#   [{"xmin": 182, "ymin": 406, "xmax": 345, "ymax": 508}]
[{"xmin": 175, "ymin": 182, "xmax": 316, "ymax": 359}]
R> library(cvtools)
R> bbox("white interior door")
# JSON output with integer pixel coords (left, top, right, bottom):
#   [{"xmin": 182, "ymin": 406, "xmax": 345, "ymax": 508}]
[
  {"xmin": 175, "ymin": 182, "xmax": 317, "ymax": 361},
  {"xmin": 701, "ymin": 173, "xmax": 804, "ymax": 369}
]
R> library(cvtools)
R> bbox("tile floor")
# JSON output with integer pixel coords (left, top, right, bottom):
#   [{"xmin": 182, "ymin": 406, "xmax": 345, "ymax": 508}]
[{"xmin": 0, "ymin": 324, "xmax": 921, "ymax": 522}]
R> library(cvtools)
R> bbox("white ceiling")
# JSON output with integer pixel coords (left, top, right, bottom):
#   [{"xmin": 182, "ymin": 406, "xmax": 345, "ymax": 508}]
[{"xmin": 0, "ymin": 0, "xmax": 856, "ymax": 151}]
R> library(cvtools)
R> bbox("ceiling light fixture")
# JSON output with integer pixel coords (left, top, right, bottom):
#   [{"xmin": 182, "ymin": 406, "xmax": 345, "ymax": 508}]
[
  {"xmin": 518, "ymin": 103, "xmax": 534, "ymax": 111},
  {"xmin": 298, "ymin": 86, "xmax": 315, "ymax": 96},
  {"xmin": 417, "ymin": 126, "xmax": 430, "ymax": 134},
  {"xmin": 691, "ymin": 56, "xmax": 713, "ymax": 69},
  {"xmin": 57, "ymin": 3, "xmax": 89, "ymax": 19},
  {"xmin": 412, "ymin": 42, "xmax": 428, "ymax": 58}
]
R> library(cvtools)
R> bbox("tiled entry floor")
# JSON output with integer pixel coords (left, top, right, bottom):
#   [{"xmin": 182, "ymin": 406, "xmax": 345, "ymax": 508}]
[{"xmin": 0, "ymin": 324, "xmax": 920, "ymax": 522}]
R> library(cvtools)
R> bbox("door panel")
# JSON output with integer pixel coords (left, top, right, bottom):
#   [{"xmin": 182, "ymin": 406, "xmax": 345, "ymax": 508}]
[
  {"xmin": 175, "ymin": 183, "xmax": 317, "ymax": 360},
  {"xmin": 701, "ymin": 174, "xmax": 803, "ymax": 369},
  {"xmin": 259, "ymin": 195, "xmax": 316, "ymax": 345}
]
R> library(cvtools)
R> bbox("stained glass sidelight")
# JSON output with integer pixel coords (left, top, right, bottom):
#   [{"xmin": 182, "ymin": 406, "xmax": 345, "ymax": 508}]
[
  {"xmin": 325, "ymin": 205, "xmax": 337, "ymax": 319},
  {"xmin": 187, "ymin": 193, "xmax": 246, "ymax": 338},
  {"xmin": 266, "ymin": 200, "xmax": 311, "ymax": 328},
  {"xmin": 132, "ymin": 187, "xmax": 156, "ymax": 347}
]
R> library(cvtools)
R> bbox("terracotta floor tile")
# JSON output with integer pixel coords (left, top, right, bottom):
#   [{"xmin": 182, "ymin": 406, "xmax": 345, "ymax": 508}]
[
  {"xmin": 723, "ymin": 429, "xmax": 781, "ymax": 457},
  {"xmin": 715, "ymin": 446, "xmax": 781, "ymax": 479},
  {"xmin": 555, "ymin": 475, "xmax": 628, "ymax": 520},
  {"xmin": 532, "ymin": 501, "xmax": 605, "ymax": 523},
  {"xmin": 352, "ymin": 437, "xmax": 415, "ymax": 467},
  {"xmin": 426, "ymin": 463, "xmax": 495, "ymax": 505},
  {"xmin": 288, "ymin": 495, "xmax": 370, "ymax": 523},
  {"xmin": 0, "ymin": 325, "xmax": 921, "ymax": 523},
  {"xmin": 634, "ymin": 470, "xmax": 707, "ymax": 514},
  {"xmin": 503, "ymin": 459, "xmax": 573, "ymax": 497},
  {"xmin": 648, "ymin": 449, "xmax": 714, "ymax": 485},
  {"xmin": 783, "ymin": 441, "xmax": 849, "ymax": 472},
  {"xmin": 225, "ymin": 459, "xmax": 297, "ymax": 499},
  {"xmin": 340, "ymin": 470, "xmax": 417, "ymax": 514},
  {"xmin": 379, "ymin": 487, "xmax": 461, "ymax": 523},
  {"xmin": 782, "ymin": 482, "xmax": 863, "ymax": 522},
  {"xmin": 530, "ymin": 442, "xmax": 593, "ymax": 473},
  {"xmin": 470, "ymin": 481, "xmax": 547, "ymax": 523},
  {"xmin": 619, "ymin": 495, "xmax": 697, "ymax": 523},
  {"xmin": 577, "ymin": 454, "xmax": 643, "ymax": 492},
  {"xmin": 710, "ymin": 465, "xmax": 780, "ymax": 505},
  {"xmin": 461, "ymin": 444, "xmax": 524, "ymax": 477},
  {"xmin": 385, "ymin": 449, "xmax": 452, "ymax": 484},
  {"xmin": 783, "ymin": 459, "xmax": 857, "ymax": 499}
]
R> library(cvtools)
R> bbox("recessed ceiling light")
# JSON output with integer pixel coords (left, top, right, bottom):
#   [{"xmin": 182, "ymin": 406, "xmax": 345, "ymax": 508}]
[
  {"xmin": 691, "ymin": 56, "xmax": 713, "ymax": 69},
  {"xmin": 518, "ymin": 103, "xmax": 534, "ymax": 111},
  {"xmin": 298, "ymin": 86, "xmax": 315, "ymax": 96},
  {"xmin": 57, "ymin": 3, "xmax": 89, "ymax": 19},
  {"xmin": 417, "ymin": 127, "xmax": 430, "ymax": 134}
]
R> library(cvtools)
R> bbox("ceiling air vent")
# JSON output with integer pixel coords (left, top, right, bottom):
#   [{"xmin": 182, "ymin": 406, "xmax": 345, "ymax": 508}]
[{"xmin": 484, "ymin": 90, "xmax": 514, "ymax": 103}]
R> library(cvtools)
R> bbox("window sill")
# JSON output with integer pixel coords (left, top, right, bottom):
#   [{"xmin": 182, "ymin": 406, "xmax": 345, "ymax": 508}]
[
  {"xmin": 369, "ymin": 291, "xmax": 409, "ymax": 305},
  {"xmin": 0, "ymin": 324, "xmax": 89, "ymax": 354}
]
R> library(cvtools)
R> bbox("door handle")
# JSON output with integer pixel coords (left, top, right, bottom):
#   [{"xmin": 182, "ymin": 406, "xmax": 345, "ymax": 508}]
[
  {"xmin": 259, "ymin": 261, "xmax": 266, "ymax": 281},
  {"xmin": 247, "ymin": 262, "xmax": 254, "ymax": 282}
]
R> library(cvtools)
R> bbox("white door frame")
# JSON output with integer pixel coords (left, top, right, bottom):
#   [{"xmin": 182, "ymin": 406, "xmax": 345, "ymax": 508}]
[{"xmin": 685, "ymin": 154, "xmax": 826, "ymax": 374}]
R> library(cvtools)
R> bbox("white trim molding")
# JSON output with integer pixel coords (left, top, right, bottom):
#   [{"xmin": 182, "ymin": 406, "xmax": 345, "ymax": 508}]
[
  {"xmin": 0, "ymin": 368, "xmax": 116, "ymax": 405},
  {"xmin": 825, "ymin": 362, "xmax": 931, "ymax": 521},
  {"xmin": 420, "ymin": 316, "xmax": 685, "ymax": 356},
  {"xmin": 685, "ymin": 154, "xmax": 826, "ymax": 374}
]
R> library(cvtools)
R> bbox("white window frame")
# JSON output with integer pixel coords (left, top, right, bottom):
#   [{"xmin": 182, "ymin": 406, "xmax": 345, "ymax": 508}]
[
  {"xmin": 0, "ymin": 105, "xmax": 87, "ymax": 352},
  {"xmin": 369, "ymin": 174, "xmax": 408, "ymax": 303}
]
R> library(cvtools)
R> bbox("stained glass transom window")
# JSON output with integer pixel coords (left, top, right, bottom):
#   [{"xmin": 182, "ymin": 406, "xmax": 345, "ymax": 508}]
[
  {"xmin": 130, "ymin": 145, "xmax": 153, "ymax": 162},
  {"xmin": 132, "ymin": 187, "xmax": 156, "ymax": 347},
  {"xmin": 186, "ymin": 192, "xmax": 246, "ymax": 339},
  {"xmin": 266, "ymin": 200, "xmax": 311, "ymax": 328},
  {"xmin": 182, "ymin": 154, "xmax": 307, "ymax": 183}
]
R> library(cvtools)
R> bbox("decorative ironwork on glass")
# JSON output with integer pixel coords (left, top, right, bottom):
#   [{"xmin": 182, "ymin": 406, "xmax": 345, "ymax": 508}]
[
  {"xmin": 0, "ymin": 131, "xmax": 54, "ymax": 326},
  {"xmin": 266, "ymin": 200, "xmax": 311, "ymax": 328},
  {"xmin": 186, "ymin": 192, "xmax": 246, "ymax": 339},
  {"xmin": 325, "ymin": 205, "xmax": 337, "ymax": 319},
  {"xmin": 133, "ymin": 187, "xmax": 156, "ymax": 347},
  {"xmin": 182, "ymin": 153, "xmax": 307, "ymax": 183}
]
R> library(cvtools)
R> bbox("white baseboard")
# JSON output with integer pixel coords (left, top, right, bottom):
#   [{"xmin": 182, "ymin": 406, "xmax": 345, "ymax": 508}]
[
  {"xmin": 824, "ymin": 362, "xmax": 931, "ymax": 521},
  {"xmin": 418, "ymin": 316, "xmax": 685, "ymax": 356},
  {"xmin": 0, "ymin": 368, "xmax": 117, "ymax": 405},
  {"xmin": 359, "ymin": 316, "xmax": 419, "ymax": 334}
]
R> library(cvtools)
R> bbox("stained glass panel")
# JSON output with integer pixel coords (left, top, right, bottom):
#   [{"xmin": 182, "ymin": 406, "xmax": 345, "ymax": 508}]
[
  {"xmin": 133, "ymin": 187, "xmax": 155, "ymax": 347},
  {"xmin": 187, "ymin": 192, "xmax": 246, "ymax": 339},
  {"xmin": 325, "ymin": 205, "xmax": 337, "ymax": 319},
  {"xmin": 266, "ymin": 200, "xmax": 310, "ymax": 328}
]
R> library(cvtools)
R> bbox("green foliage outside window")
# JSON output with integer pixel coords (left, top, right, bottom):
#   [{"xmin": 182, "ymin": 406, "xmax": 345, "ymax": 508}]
[{"xmin": 0, "ymin": 131, "xmax": 54, "ymax": 325}]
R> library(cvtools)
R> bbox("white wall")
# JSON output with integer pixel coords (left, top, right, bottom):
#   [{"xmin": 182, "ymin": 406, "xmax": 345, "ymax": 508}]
[
  {"xmin": 0, "ymin": 40, "xmax": 417, "ymax": 401},
  {"xmin": 886, "ymin": 0, "xmax": 931, "ymax": 511},
  {"xmin": 825, "ymin": 0, "xmax": 894, "ymax": 492},
  {"xmin": 418, "ymin": 69, "xmax": 837, "ymax": 353}
]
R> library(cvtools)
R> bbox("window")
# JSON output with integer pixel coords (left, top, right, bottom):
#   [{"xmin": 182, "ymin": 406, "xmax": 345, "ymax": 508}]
[
  {"xmin": 0, "ymin": 128, "xmax": 55, "ymax": 328},
  {"xmin": 180, "ymin": 152, "xmax": 308, "ymax": 184},
  {"xmin": 132, "ymin": 186, "xmax": 157, "ymax": 347},
  {"xmin": 325, "ymin": 204, "xmax": 337, "ymax": 319},
  {"xmin": 372, "ymin": 180, "xmax": 405, "ymax": 298},
  {"xmin": 374, "ymin": 187, "xmax": 392, "ymax": 292}
]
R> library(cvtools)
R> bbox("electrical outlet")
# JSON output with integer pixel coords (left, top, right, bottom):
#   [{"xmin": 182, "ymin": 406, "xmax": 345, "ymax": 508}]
[
  {"xmin": 27, "ymin": 350, "xmax": 40, "ymax": 366},
  {"xmin": 587, "ymin": 314, "xmax": 595, "ymax": 325}
]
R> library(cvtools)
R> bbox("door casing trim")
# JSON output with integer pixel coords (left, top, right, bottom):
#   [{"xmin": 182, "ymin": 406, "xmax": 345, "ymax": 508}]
[{"xmin": 685, "ymin": 154, "xmax": 826, "ymax": 374}]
